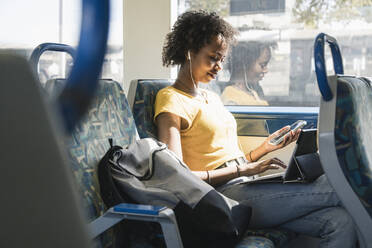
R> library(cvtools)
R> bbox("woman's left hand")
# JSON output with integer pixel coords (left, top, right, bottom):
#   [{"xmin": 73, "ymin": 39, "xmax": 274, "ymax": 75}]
[{"xmin": 262, "ymin": 126, "xmax": 301, "ymax": 153}]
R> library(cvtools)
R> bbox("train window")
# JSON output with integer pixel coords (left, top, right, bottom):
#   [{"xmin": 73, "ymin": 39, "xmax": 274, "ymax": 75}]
[
  {"xmin": 0, "ymin": 0, "xmax": 123, "ymax": 84},
  {"xmin": 178, "ymin": 0, "xmax": 372, "ymax": 107}
]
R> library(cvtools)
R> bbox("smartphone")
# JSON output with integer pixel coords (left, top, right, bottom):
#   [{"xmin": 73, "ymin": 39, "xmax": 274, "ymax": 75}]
[{"xmin": 269, "ymin": 120, "xmax": 307, "ymax": 146}]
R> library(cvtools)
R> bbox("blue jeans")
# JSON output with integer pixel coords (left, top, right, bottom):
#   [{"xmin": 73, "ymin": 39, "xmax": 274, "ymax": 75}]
[{"xmin": 218, "ymin": 175, "xmax": 357, "ymax": 248}]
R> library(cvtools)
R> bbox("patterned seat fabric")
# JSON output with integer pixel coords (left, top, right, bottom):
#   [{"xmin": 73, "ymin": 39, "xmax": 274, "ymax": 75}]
[
  {"xmin": 244, "ymin": 228, "xmax": 297, "ymax": 247},
  {"xmin": 235, "ymin": 235, "xmax": 274, "ymax": 248},
  {"xmin": 131, "ymin": 79, "xmax": 173, "ymax": 138},
  {"xmin": 131, "ymin": 79, "xmax": 297, "ymax": 247},
  {"xmin": 45, "ymin": 79, "xmax": 138, "ymax": 247},
  {"xmin": 334, "ymin": 79, "xmax": 372, "ymax": 211}
]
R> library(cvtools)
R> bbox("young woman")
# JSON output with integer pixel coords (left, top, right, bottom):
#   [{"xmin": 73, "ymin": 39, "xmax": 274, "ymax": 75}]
[
  {"xmin": 221, "ymin": 41, "xmax": 276, "ymax": 105},
  {"xmin": 155, "ymin": 10, "xmax": 357, "ymax": 247}
]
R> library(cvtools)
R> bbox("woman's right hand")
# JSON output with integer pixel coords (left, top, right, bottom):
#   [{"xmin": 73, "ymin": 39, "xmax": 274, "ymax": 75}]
[
  {"xmin": 262, "ymin": 126, "xmax": 301, "ymax": 153},
  {"xmin": 240, "ymin": 158, "xmax": 287, "ymax": 176}
]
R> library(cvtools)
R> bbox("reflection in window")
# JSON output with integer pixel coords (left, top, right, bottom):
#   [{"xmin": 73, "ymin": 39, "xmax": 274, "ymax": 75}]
[
  {"xmin": 178, "ymin": 0, "xmax": 372, "ymax": 107},
  {"xmin": 220, "ymin": 41, "xmax": 275, "ymax": 106}
]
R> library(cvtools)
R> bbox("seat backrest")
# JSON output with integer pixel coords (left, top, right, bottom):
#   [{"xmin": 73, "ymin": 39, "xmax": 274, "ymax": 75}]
[
  {"xmin": 0, "ymin": 53, "xmax": 93, "ymax": 248},
  {"xmin": 128, "ymin": 79, "xmax": 173, "ymax": 138},
  {"xmin": 318, "ymin": 75, "xmax": 372, "ymax": 247},
  {"xmin": 334, "ymin": 77, "xmax": 372, "ymax": 202},
  {"xmin": 46, "ymin": 78, "xmax": 138, "ymax": 245}
]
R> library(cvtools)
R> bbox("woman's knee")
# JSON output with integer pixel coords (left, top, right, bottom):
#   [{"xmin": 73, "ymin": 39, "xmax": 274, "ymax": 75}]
[{"xmin": 323, "ymin": 207, "xmax": 355, "ymax": 236}]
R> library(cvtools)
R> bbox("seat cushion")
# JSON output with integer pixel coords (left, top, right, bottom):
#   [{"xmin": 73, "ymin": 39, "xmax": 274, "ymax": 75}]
[
  {"xmin": 245, "ymin": 229, "xmax": 297, "ymax": 247},
  {"xmin": 235, "ymin": 235, "xmax": 274, "ymax": 248}
]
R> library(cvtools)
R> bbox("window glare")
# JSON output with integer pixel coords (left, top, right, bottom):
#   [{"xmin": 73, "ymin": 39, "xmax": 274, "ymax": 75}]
[
  {"xmin": 178, "ymin": 0, "xmax": 372, "ymax": 107},
  {"xmin": 0, "ymin": 0, "xmax": 123, "ymax": 85}
]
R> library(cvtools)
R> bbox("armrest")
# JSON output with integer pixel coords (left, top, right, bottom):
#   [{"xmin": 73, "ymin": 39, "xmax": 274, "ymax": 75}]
[{"xmin": 89, "ymin": 203, "xmax": 183, "ymax": 248}]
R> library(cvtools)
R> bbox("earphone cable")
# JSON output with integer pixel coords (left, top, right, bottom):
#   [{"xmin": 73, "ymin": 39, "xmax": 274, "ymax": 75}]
[{"xmin": 189, "ymin": 54, "xmax": 208, "ymax": 103}]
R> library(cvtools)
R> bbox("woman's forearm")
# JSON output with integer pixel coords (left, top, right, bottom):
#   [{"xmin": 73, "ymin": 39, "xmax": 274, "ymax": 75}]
[
  {"xmin": 192, "ymin": 157, "xmax": 284, "ymax": 186},
  {"xmin": 192, "ymin": 166, "xmax": 239, "ymax": 186},
  {"xmin": 246, "ymin": 144, "xmax": 267, "ymax": 162}
]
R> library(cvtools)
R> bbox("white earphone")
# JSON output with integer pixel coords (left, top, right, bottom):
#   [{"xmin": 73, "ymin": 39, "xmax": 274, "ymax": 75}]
[
  {"xmin": 185, "ymin": 50, "xmax": 207, "ymax": 102},
  {"xmin": 187, "ymin": 50, "xmax": 196, "ymax": 89}
]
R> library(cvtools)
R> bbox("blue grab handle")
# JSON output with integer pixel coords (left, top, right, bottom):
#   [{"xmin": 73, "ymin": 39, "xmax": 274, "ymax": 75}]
[
  {"xmin": 29, "ymin": 43, "xmax": 76, "ymax": 79},
  {"xmin": 314, "ymin": 33, "xmax": 344, "ymax": 101},
  {"xmin": 58, "ymin": 0, "xmax": 110, "ymax": 133}
]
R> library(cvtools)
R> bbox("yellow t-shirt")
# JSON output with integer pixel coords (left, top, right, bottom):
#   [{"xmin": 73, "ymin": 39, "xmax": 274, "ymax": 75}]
[
  {"xmin": 154, "ymin": 86, "xmax": 244, "ymax": 171},
  {"xmin": 221, "ymin": 86, "xmax": 268, "ymax": 106}
]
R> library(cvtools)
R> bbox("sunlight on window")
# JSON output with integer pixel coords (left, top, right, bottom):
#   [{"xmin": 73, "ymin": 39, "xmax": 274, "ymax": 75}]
[{"xmin": 0, "ymin": 0, "xmax": 123, "ymax": 84}]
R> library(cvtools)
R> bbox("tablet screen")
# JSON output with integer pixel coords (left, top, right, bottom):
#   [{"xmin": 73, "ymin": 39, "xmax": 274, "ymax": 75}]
[
  {"xmin": 284, "ymin": 129, "xmax": 317, "ymax": 181},
  {"xmin": 294, "ymin": 129, "xmax": 318, "ymax": 156}
]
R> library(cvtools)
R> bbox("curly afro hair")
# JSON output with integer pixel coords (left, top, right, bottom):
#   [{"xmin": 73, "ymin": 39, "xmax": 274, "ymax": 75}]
[{"xmin": 162, "ymin": 10, "xmax": 238, "ymax": 67}]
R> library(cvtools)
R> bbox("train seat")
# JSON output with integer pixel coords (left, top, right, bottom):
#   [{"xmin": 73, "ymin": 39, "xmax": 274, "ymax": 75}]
[
  {"xmin": 314, "ymin": 33, "xmax": 372, "ymax": 247},
  {"xmin": 129, "ymin": 79, "xmax": 298, "ymax": 247},
  {"xmin": 317, "ymin": 75, "xmax": 372, "ymax": 247},
  {"xmin": 45, "ymin": 78, "xmax": 138, "ymax": 247}
]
